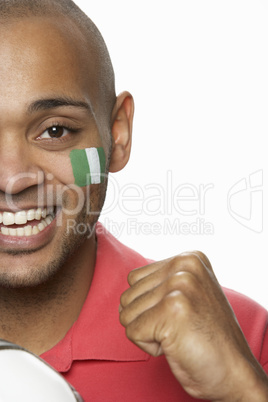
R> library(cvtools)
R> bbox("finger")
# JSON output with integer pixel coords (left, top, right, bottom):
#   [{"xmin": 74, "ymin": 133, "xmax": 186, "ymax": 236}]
[
  {"xmin": 124, "ymin": 290, "xmax": 189, "ymax": 357},
  {"xmin": 174, "ymin": 251, "xmax": 216, "ymax": 283},
  {"xmin": 128, "ymin": 252, "xmax": 209, "ymax": 287},
  {"xmin": 127, "ymin": 260, "xmax": 164, "ymax": 286},
  {"xmin": 124, "ymin": 252, "xmax": 214, "ymax": 307},
  {"xmin": 120, "ymin": 271, "xmax": 199, "ymax": 327},
  {"xmin": 122, "ymin": 263, "xmax": 174, "ymax": 307}
]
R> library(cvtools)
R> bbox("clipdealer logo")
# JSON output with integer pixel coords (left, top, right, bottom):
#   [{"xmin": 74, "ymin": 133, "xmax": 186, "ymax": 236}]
[
  {"xmin": 99, "ymin": 171, "xmax": 215, "ymax": 237},
  {"xmin": 227, "ymin": 170, "xmax": 263, "ymax": 233},
  {"xmin": 2, "ymin": 169, "xmax": 264, "ymax": 236}
]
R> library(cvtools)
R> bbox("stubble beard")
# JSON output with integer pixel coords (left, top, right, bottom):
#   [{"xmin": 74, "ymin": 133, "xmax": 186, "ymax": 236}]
[
  {"xmin": 0, "ymin": 203, "xmax": 97, "ymax": 290},
  {"xmin": 0, "ymin": 166, "xmax": 108, "ymax": 291}
]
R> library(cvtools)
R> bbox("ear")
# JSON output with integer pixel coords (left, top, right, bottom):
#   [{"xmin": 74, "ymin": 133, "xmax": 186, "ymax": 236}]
[{"xmin": 109, "ymin": 91, "xmax": 134, "ymax": 173}]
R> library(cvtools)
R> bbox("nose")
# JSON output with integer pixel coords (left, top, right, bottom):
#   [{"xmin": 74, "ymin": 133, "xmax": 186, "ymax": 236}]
[{"xmin": 0, "ymin": 136, "xmax": 44, "ymax": 194}]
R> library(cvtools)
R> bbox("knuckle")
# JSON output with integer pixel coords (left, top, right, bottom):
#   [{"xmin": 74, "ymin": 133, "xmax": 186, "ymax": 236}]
[
  {"xmin": 170, "ymin": 253, "xmax": 200, "ymax": 275},
  {"xmin": 188, "ymin": 250, "xmax": 212, "ymax": 270},
  {"xmin": 161, "ymin": 291, "xmax": 189, "ymax": 317},
  {"xmin": 127, "ymin": 269, "xmax": 138, "ymax": 285},
  {"xmin": 119, "ymin": 307, "xmax": 131, "ymax": 327},
  {"xmin": 167, "ymin": 255, "xmax": 182, "ymax": 272},
  {"xmin": 195, "ymin": 250, "xmax": 213, "ymax": 270},
  {"xmin": 178, "ymin": 251, "xmax": 211, "ymax": 275},
  {"xmin": 165, "ymin": 271, "xmax": 194, "ymax": 294},
  {"xmin": 125, "ymin": 317, "xmax": 142, "ymax": 342},
  {"xmin": 127, "ymin": 270, "xmax": 134, "ymax": 284},
  {"xmin": 119, "ymin": 310, "xmax": 126, "ymax": 326},
  {"xmin": 175, "ymin": 271, "xmax": 195, "ymax": 292},
  {"xmin": 120, "ymin": 291, "xmax": 130, "ymax": 308},
  {"xmin": 165, "ymin": 274, "xmax": 179, "ymax": 292},
  {"xmin": 125, "ymin": 324, "xmax": 135, "ymax": 342}
]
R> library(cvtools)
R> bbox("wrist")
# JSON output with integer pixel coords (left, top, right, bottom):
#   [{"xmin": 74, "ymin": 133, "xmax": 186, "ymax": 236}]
[{"xmin": 215, "ymin": 360, "xmax": 268, "ymax": 402}]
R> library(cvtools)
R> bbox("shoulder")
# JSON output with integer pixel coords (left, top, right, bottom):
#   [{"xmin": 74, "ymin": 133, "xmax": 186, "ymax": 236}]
[
  {"xmin": 223, "ymin": 287, "xmax": 268, "ymax": 371},
  {"xmin": 223, "ymin": 287, "xmax": 267, "ymax": 325},
  {"xmin": 95, "ymin": 222, "xmax": 152, "ymax": 273}
]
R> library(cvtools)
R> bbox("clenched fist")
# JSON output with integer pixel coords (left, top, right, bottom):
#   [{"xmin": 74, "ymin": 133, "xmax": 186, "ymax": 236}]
[{"xmin": 119, "ymin": 251, "xmax": 268, "ymax": 401}]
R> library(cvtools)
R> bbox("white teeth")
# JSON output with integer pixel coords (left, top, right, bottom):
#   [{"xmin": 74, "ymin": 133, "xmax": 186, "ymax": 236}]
[
  {"xmin": 3, "ymin": 212, "xmax": 15, "ymax": 226},
  {"xmin": 17, "ymin": 228, "xmax": 25, "ymax": 237},
  {"xmin": 0, "ymin": 208, "xmax": 54, "ymax": 227},
  {"xmin": 35, "ymin": 208, "xmax": 42, "ymax": 220},
  {"xmin": 25, "ymin": 226, "xmax": 32, "ymax": 237},
  {"xmin": 32, "ymin": 226, "xmax": 39, "ymax": 235},
  {"xmin": 0, "ymin": 216, "xmax": 53, "ymax": 237},
  {"xmin": 1, "ymin": 227, "xmax": 9, "ymax": 235},
  {"xmin": 0, "ymin": 208, "xmax": 55, "ymax": 237},
  {"xmin": 27, "ymin": 209, "xmax": 35, "ymax": 221},
  {"xmin": 15, "ymin": 211, "xmax": 27, "ymax": 225},
  {"xmin": 9, "ymin": 228, "xmax": 17, "ymax": 236},
  {"xmin": 45, "ymin": 216, "xmax": 53, "ymax": 225},
  {"xmin": 38, "ymin": 222, "xmax": 45, "ymax": 232}
]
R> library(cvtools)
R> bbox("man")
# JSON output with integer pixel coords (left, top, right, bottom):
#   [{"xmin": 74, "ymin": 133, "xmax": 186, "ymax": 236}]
[{"xmin": 0, "ymin": 0, "xmax": 267, "ymax": 401}]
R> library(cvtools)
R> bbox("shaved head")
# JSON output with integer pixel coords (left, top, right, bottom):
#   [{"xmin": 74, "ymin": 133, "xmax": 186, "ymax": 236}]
[{"xmin": 0, "ymin": 0, "xmax": 116, "ymax": 128}]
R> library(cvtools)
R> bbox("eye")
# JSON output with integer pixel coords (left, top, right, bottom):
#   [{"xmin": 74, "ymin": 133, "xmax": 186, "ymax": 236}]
[{"xmin": 39, "ymin": 125, "xmax": 69, "ymax": 139}]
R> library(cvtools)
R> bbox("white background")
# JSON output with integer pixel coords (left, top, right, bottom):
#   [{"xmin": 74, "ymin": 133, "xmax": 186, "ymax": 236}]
[{"xmin": 76, "ymin": 0, "xmax": 267, "ymax": 309}]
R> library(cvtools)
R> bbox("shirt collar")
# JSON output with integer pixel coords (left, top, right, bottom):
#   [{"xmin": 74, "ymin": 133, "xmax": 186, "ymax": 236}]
[{"xmin": 41, "ymin": 223, "xmax": 149, "ymax": 372}]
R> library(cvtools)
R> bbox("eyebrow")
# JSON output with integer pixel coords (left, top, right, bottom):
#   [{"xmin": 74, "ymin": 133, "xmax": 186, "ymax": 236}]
[{"xmin": 27, "ymin": 96, "xmax": 92, "ymax": 114}]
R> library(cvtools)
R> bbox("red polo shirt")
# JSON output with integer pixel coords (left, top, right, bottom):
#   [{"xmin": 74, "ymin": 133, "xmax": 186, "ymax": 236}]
[{"xmin": 41, "ymin": 223, "xmax": 268, "ymax": 401}]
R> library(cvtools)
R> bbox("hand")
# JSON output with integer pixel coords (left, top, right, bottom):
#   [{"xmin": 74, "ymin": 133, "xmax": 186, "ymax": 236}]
[{"xmin": 119, "ymin": 251, "xmax": 268, "ymax": 401}]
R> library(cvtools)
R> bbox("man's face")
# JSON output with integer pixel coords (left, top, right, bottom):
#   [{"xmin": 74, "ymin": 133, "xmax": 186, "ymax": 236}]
[{"xmin": 0, "ymin": 16, "xmax": 108, "ymax": 287}]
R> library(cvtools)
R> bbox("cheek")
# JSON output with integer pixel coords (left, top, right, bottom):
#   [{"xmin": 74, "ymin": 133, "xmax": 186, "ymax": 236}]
[
  {"xmin": 43, "ymin": 154, "xmax": 75, "ymax": 185},
  {"xmin": 40, "ymin": 147, "xmax": 106, "ymax": 198}
]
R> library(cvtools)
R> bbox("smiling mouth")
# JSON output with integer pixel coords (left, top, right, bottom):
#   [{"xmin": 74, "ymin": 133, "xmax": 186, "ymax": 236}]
[{"xmin": 0, "ymin": 207, "xmax": 56, "ymax": 237}]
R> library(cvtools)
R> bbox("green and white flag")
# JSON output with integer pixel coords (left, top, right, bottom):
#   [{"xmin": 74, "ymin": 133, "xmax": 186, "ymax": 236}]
[{"xmin": 70, "ymin": 147, "xmax": 106, "ymax": 187}]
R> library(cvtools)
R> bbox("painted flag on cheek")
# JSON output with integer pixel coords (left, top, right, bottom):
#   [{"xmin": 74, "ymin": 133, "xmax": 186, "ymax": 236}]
[{"xmin": 70, "ymin": 147, "xmax": 106, "ymax": 187}]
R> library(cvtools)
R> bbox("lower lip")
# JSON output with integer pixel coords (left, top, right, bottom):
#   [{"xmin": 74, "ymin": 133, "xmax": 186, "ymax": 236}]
[{"xmin": 0, "ymin": 214, "xmax": 59, "ymax": 250}]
